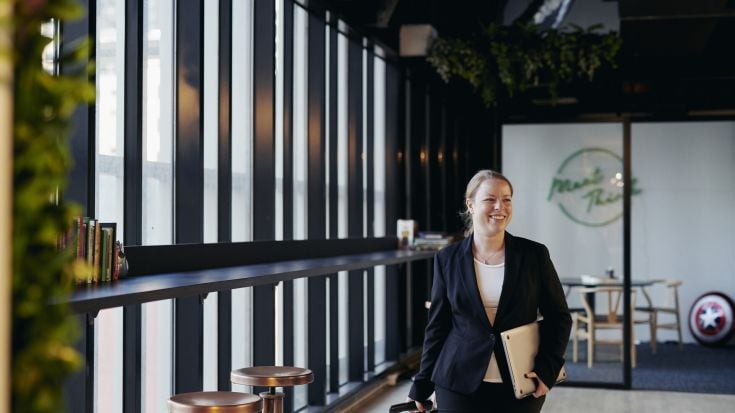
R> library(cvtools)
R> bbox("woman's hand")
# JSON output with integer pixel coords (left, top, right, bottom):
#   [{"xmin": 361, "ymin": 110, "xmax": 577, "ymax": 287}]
[
  {"xmin": 414, "ymin": 400, "xmax": 426, "ymax": 412},
  {"xmin": 525, "ymin": 371, "xmax": 549, "ymax": 398}
]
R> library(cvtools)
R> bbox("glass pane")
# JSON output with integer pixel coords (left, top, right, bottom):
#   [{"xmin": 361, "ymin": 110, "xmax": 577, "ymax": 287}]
[
  {"xmin": 275, "ymin": 0, "xmax": 284, "ymax": 242},
  {"xmin": 373, "ymin": 53, "xmax": 386, "ymax": 365},
  {"xmin": 337, "ymin": 31, "xmax": 348, "ymax": 239},
  {"xmin": 95, "ymin": 0, "xmax": 125, "ymax": 239},
  {"xmin": 141, "ymin": 300, "xmax": 173, "ymax": 412},
  {"xmin": 203, "ymin": 0, "xmax": 219, "ymax": 243},
  {"xmin": 324, "ymin": 22, "xmax": 331, "ymax": 238},
  {"xmin": 231, "ymin": 287, "xmax": 253, "ymax": 394},
  {"xmin": 292, "ymin": 6, "xmax": 309, "ymax": 408},
  {"xmin": 293, "ymin": 278, "xmax": 308, "ymax": 407},
  {"xmin": 231, "ymin": 0, "xmax": 254, "ymax": 396},
  {"xmin": 94, "ymin": 308, "xmax": 123, "ymax": 413},
  {"xmin": 503, "ymin": 123, "xmax": 624, "ymax": 384},
  {"xmin": 141, "ymin": 0, "xmax": 174, "ymax": 410},
  {"xmin": 232, "ymin": 0, "xmax": 253, "ymax": 242},
  {"xmin": 94, "ymin": 1, "xmax": 125, "ymax": 411},
  {"xmin": 338, "ymin": 270, "xmax": 348, "ymax": 384},
  {"xmin": 631, "ymin": 121, "xmax": 735, "ymax": 389},
  {"xmin": 142, "ymin": 0, "xmax": 174, "ymax": 246},
  {"xmin": 337, "ymin": 27, "xmax": 349, "ymax": 385},
  {"xmin": 203, "ymin": 292, "xmax": 218, "ymax": 390},
  {"xmin": 293, "ymin": 5, "xmax": 308, "ymax": 241},
  {"xmin": 362, "ymin": 47, "xmax": 368, "ymax": 237}
]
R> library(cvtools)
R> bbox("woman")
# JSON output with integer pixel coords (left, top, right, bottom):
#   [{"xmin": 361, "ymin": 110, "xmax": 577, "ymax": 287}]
[{"xmin": 408, "ymin": 170, "xmax": 571, "ymax": 412}]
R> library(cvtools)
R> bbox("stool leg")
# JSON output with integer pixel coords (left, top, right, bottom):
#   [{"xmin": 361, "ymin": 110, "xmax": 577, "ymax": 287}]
[{"xmin": 260, "ymin": 391, "xmax": 285, "ymax": 413}]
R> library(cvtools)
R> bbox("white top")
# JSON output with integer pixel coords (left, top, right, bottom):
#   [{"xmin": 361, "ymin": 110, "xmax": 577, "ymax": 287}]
[{"xmin": 474, "ymin": 259, "xmax": 505, "ymax": 383}]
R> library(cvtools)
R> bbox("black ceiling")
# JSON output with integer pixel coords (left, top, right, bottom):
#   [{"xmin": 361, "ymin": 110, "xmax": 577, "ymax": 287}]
[{"xmin": 324, "ymin": 0, "xmax": 735, "ymax": 116}]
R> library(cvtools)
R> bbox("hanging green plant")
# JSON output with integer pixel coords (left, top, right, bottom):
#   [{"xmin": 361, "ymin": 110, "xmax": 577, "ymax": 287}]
[
  {"xmin": 426, "ymin": 22, "xmax": 622, "ymax": 106},
  {"xmin": 11, "ymin": 0, "xmax": 95, "ymax": 412}
]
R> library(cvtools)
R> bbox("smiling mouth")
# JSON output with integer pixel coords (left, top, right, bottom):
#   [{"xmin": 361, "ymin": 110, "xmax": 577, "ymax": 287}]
[{"xmin": 490, "ymin": 215, "xmax": 506, "ymax": 220}]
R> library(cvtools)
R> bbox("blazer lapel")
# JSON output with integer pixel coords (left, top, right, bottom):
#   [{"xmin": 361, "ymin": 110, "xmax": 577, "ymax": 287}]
[
  {"xmin": 458, "ymin": 235, "xmax": 494, "ymax": 332},
  {"xmin": 495, "ymin": 232, "xmax": 522, "ymax": 329}
]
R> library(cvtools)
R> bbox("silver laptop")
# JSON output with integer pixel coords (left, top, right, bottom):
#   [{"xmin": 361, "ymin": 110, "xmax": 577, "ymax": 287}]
[{"xmin": 500, "ymin": 321, "xmax": 568, "ymax": 399}]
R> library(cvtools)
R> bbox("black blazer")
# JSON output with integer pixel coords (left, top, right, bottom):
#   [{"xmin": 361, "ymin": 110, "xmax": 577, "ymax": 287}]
[{"xmin": 409, "ymin": 232, "xmax": 572, "ymax": 401}]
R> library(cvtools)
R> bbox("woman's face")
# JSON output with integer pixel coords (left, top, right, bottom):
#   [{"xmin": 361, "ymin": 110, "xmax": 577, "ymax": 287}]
[{"xmin": 467, "ymin": 178, "xmax": 513, "ymax": 238}]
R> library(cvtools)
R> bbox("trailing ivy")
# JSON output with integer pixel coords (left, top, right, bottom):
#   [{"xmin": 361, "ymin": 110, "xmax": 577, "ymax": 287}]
[
  {"xmin": 427, "ymin": 22, "xmax": 622, "ymax": 106},
  {"xmin": 11, "ymin": 0, "xmax": 94, "ymax": 412}
]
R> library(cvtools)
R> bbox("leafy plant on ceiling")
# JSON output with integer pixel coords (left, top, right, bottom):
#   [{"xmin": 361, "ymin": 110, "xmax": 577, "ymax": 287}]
[
  {"xmin": 426, "ymin": 16, "xmax": 622, "ymax": 107},
  {"xmin": 12, "ymin": 0, "xmax": 94, "ymax": 411}
]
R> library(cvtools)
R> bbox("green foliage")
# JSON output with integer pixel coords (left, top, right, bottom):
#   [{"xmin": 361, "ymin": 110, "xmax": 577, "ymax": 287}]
[
  {"xmin": 427, "ymin": 22, "xmax": 622, "ymax": 106},
  {"xmin": 11, "ymin": 0, "xmax": 94, "ymax": 411}
]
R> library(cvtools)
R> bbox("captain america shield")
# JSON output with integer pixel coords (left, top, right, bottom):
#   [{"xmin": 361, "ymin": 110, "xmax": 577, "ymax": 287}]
[{"xmin": 688, "ymin": 292, "xmax": 735, "ymax": 346}]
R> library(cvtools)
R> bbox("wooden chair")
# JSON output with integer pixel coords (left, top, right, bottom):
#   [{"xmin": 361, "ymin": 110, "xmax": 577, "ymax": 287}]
[
  {"xmin": 636, "ymin": 279, "xmax": 683, "ymax": 354},
  {"xmin": 572, "ymin": 286, "xmax": 640, "ymax": 368}
]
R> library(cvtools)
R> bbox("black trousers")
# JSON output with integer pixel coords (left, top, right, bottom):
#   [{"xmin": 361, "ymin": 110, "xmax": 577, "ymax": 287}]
[{"xmin": 436, "ymin": 382, "xmax": 545, "ymax": 413}]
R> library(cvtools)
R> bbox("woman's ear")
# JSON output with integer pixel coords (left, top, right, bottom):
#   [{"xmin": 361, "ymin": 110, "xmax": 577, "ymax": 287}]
[{"xmin": 465, "ymin": 198, "xmax": 473, "ymax": 214}]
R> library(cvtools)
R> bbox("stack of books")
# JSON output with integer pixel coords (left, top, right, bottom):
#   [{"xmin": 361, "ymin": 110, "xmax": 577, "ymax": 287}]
[
  {"xmin": 413, "ymin": 231, "xmax": 453, "ymax": 251},
  {"xmin": 60, "ymin": 216, "xmax": 123, "ymax": 284}
]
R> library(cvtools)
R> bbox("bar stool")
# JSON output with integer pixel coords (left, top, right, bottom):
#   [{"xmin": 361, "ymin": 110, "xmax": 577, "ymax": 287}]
[
  {"xmin": 231, "ymin": 366, "xmax": 313, "ymax": 413},
  {"xmin": 168, "ymin": 391, "xmax": 261, "ymax": 412}
]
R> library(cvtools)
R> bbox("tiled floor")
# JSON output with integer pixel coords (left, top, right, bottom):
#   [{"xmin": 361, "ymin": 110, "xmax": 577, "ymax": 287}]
[{"xmin": 355, "ymin": 379, "xmax": 735, "ymax": 413}]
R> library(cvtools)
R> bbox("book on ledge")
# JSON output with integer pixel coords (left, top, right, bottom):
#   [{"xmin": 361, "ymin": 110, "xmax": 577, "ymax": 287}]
[{"xmin": 413, "ymin": 231, "xmax": 453, "ymax": 251}]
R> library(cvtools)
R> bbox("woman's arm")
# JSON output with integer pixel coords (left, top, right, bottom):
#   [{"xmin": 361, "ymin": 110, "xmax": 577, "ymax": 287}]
[{"xmin": 408, "ymin": 254, "xmax": 452, "ymax": 402}]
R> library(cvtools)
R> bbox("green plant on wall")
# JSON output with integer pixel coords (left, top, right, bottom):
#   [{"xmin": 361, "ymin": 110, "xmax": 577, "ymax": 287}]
[
  {"xmin": 426, "ymin": 21, "xmax": 622, "ymax": 106},
  {"xmin": 11, "ymin": 0, "xmax": 94, "ymax": 411}
]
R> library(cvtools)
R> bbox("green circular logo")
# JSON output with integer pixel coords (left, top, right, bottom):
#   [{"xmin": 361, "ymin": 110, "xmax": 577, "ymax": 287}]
[{"xmin": 547, "ymin": 148, "xmax": 641, "ymax": 227}]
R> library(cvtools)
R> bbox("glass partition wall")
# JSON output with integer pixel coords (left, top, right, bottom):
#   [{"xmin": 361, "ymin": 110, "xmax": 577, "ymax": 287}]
[
  {"xmin": 503, "ymin": 123, "xmax": 630, "ymax": 386},
  {"xmin": 504, "ymin": 120, "xmax": 735, "ymax": 389}
]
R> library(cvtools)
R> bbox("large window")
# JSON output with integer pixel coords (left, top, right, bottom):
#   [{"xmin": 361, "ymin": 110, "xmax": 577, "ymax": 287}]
[{"xmin": 80, "ymin": 0, "xmax": 402, "ymax": 409}]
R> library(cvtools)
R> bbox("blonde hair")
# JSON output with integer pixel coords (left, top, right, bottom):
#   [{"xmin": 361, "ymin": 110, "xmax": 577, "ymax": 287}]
[{"xmin": 460, "ymin": 170, "xmax": 514, "ymax": 235}]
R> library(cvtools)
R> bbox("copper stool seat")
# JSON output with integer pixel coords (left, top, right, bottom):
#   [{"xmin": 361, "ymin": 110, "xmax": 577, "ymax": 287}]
[
  {"xmin": 231, "ymin": 366, "xmax": 313, "ymax": 413},
  {"xmin": 168, "ymin": 391, "xmax": 261, "ymax": 413}
]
